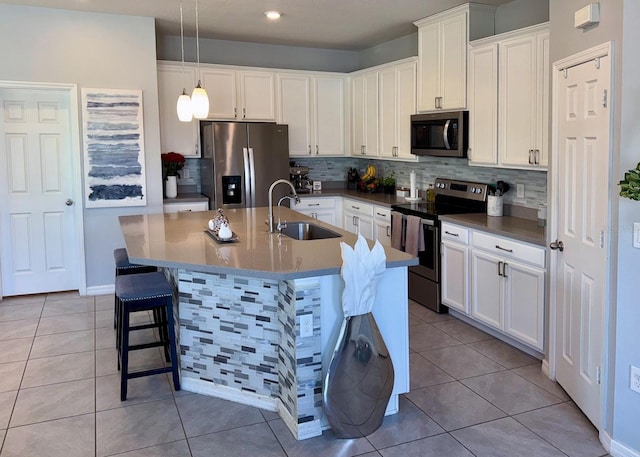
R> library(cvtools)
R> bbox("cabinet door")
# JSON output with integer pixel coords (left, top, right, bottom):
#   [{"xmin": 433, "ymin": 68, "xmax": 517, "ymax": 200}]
[
  {"xmin": 357, "ymin": 215, "xmax": 374, "ymax": 240},
  {"xmin": 343, "ymin": 211, "xmax": 359, "ymax": 234},
  {"xmin": 417, "ymin": 21, "xmax": 441, "ymax": 111},
  {"xmin": 314, "ymin": 76, "xmax": 345, "ymax": 156},
  {"xmin": 441, "ymin": 241, "xmax": 468, "ymax": 313},
  {"xmin": 396, "ymin": 62, "xmax": 417, "ymax": 159},
  {"xmin": 351, "ymin": 75, "xmax": 365, "ymax": 156},
  {"xmin": 378, "ymin": 67, "xmax": 398, "ymax": 159},
  {"xmin": 499, "ymin": 35, "xmax": 536, "ymax": 167},
  {"xmin": 373, "ymin": 219, "xmax": 391, "ymax": 246},
  {"xmin": 314, "ymin": 209, "xmax": 337, "ymax": 227},
  {"xmin": 470, "ymin": 249, "xmax": 502, "ymax": 329},
  {"xmin": 364, "ymin": 72, "xmax": 379, "ymax": 156},
  {"xmin": 503, "ymin": 260, "xmax": 545, "ymax": 350},
  {"xmin": 277, "ymin": 74, "xmax": 312, "ymax": 156},
  {"xmin": 239, "ymin": 71, "xmax": 276, "ymax": 121},
  {"xmin": 440, "ymin": 11, "xmax": 468, "ymax": 110},
  {"xmin": 468, "ymin": 44, "xmax": 498, "ymax": 166},
  {"xmin": 536, "ymin": 31, "xmax": 550, "ymax": 168},
  {"xmin": 200, "ymin": 68, "xmax": 237, "ymax": 120},
  {"xmin": 157, "ymin": 64, "xmax": 199, "ymax": 157}
]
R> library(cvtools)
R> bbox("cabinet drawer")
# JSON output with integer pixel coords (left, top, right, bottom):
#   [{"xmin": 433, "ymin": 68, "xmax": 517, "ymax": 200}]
[
  {"xmin": 293, "ymin": 197, "xmax": 336, "ymax": 210},
  {"xmin": 441, "ymin": 222, "xmax": 469, "ymax": 245},
  {"xmin": 471, "ymin": 231, "xmax": 545, "ymax": 267},
  {"xmin": 163, "ymin": 201, "xmax": 209, "ymax": 213},
  {"xmin": 343, "ymin": 199, "xmax": 374, "ymax": 217},
  {"xmin": 373, "ymin": 206, "xmax": 391, "ymax": 222}
]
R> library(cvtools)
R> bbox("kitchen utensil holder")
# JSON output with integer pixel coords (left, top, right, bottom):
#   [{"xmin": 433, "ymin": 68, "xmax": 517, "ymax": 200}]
[{"xmin": 487, "ymin": 195, "xmax": 504, "ymax": 217}]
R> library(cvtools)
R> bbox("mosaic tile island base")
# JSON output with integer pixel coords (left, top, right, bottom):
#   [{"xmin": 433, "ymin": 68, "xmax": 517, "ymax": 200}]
[{"xmin": 119, "ymin": 207, "xmax": 415, "ymax": 440}]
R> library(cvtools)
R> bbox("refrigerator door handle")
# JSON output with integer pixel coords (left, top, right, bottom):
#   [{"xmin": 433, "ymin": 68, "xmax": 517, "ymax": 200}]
[
  {"xmin": 248, "ymin": 147, "xmax": 257, "ymax": 207},
  {"xmin": 243, "ymin": 147, "xmax": 252, "ymax": 206}
]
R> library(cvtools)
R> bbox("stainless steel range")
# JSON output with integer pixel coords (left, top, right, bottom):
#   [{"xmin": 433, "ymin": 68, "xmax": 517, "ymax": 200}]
[{"xmin": 391, "ymin": 178, "xmax": 487, "ymax": 313}]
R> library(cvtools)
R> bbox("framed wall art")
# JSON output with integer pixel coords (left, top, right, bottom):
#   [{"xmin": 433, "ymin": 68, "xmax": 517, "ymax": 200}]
[{"xmin": 81, "ymin": 88, "xmax": 147, "ymax": 208}]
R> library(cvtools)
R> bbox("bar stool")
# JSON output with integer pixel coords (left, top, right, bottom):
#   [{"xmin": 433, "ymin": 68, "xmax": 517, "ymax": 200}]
[
  {"xmin": 115, "ymin": 271, "xmax": 180, "ymax": 401},
  {"xmin": 113, "ymin": 248, "xmax": 157, "ymax": 330}
]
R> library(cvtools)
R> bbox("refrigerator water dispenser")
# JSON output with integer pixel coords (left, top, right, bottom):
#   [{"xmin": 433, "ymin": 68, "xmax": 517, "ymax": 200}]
[{"xmin": 222, "ymin": 176, "xmax": 242, "ymax": 205}]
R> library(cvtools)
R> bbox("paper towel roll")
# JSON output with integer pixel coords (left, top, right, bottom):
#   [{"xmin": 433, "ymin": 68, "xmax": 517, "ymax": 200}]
[{"xmin": 410, "ymin": 171, "xmax": 416, "ymax": 198}]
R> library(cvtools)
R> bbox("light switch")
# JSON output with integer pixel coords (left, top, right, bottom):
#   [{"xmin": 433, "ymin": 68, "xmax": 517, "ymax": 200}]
[
  {"xmin": 634, "ymin": 223, "xmax": 640, "ymax": 249},
  {"xmin": 516, "ymin": 184, "xmax": 525, "ymax": 199}
]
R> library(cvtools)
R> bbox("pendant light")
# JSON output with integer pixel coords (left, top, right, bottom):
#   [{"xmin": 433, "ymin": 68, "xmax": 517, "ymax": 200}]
[
  {"xmin": 191, "ymin": 0, "xmax": 209, "ymax": 119},
  {"xmin": 176, "ymin": 2, "xmax": 193, "ymax": 122}
]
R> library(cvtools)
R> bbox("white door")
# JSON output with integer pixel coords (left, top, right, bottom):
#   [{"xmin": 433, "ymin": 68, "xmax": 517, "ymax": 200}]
[
  {"xmin": 0, "ymin": 88, "xmax": 78, "ymax": 295},
  {"xmin": 313, "ymin": 76, "xmax": 345, "ymax": 156},
  {"xmin": 277, "ymin": 74, "xmax": 311, "ymax": 156},
  {"xmin": 553, "ymin": 51, "xmax": 611, "ymax": 429}
]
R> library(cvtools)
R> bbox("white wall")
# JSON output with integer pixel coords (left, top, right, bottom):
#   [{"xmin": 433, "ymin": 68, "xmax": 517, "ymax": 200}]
[
  {"xmin": 549, "ymin": 0, "xmax": 640, "ymax": 454},
  {"xmin": 495, "ymin": 0, "xmax": 549, "ymax": 34},
  {"xmin": 0, "ymin": 4, "xmax": 163, "ymax": 291}
]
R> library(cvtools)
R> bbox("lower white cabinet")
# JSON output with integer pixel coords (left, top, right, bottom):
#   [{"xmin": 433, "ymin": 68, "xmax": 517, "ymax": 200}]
[
  {"xmin": 163, "ymin": 201, "xmax": 209, "ymax": 213},
  {"xmin": 373, "ymin": 206, "xmax": 392, "ymax": 246},
  {"xmin": 343, "ymin": 198, "xmax": 374, "ymax": 239},
  {"xmin": 291, "ymin": 197, "xmax": 340, "ymax": 227},
  {"xmin": 442, "ymin": 222, "xmax": 545, "ymax": 351}
]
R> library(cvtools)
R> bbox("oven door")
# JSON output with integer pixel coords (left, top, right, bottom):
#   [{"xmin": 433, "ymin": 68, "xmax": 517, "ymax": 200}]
[{"xmin": 410, "ymin": 219, "xmax": 439, "ymax": 282}]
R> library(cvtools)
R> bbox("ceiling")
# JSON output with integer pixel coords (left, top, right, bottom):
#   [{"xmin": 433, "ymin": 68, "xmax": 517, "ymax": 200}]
[{"xmin": 1, "ymin": 0, "xmax": 512, "ymax": 50}]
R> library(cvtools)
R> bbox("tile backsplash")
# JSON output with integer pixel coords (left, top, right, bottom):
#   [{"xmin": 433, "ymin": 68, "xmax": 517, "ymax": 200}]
[{"xmin": 184, "ymin": 156, "xmax": 547, "ymax": 209}]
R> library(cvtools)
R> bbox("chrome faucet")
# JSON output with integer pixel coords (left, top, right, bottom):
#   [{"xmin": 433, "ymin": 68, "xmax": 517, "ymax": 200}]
[
  {"xmin": 276, "ymin": 195, "xmax": 296, "ymax": 233},
  {"xmin": 268, "ymin": 179, "xmax": 299, "ymax": 233}
]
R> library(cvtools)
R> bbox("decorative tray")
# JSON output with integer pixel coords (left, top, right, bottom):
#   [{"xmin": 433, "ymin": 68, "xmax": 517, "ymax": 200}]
[{"xmin": 204, "ymin": 229, "xmax": 239, "ymax": 243}]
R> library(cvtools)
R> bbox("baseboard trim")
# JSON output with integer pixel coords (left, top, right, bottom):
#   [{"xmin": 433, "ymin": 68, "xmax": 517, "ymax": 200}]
[
  {"xmin": 181, "ymin": 377, "xmax": 277, "ymax": 412},
  {"xmin": 609, "ymin": 436, "xmax": 640, "ymax": 457},
  {"xmin": 86, "ymin": 284, "xmax": 114, "ymax": 296}
]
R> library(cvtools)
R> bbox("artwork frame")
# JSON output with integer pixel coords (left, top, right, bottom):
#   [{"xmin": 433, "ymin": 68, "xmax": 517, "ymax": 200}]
[{"xmin": 81, "ymin": 88, "xmax": 147, "ymax": 208}]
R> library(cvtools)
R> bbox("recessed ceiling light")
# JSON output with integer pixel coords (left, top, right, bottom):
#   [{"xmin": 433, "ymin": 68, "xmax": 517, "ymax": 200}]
[{"xmin": 264, "ymin": 10, "xmax": 282, "ymax": 20}]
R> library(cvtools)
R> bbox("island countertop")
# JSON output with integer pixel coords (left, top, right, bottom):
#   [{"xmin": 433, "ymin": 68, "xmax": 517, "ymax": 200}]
[{"xmin": 120, "ymin": 206, "xmax": 417, "ymax": 280}]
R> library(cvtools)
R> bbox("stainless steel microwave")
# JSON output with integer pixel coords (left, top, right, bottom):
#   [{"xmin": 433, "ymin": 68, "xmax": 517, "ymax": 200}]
[{"xmin": 410, "ymin": 111, "xmax": 468, "ymax": 158}]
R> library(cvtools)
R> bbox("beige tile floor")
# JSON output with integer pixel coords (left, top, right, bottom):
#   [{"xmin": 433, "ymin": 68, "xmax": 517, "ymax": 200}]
[{"xmin": 0, "ymin": 293, "xmax": 609, "ymax": 457}]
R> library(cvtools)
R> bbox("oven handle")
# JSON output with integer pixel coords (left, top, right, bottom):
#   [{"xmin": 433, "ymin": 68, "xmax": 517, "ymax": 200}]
[
  {"xmin": 420, "ymin": 218, "xmax": 435, "ymax": 226},
  {"xmin": 443, "ymin": 120, "xmax": 451, "ymax": 150}
]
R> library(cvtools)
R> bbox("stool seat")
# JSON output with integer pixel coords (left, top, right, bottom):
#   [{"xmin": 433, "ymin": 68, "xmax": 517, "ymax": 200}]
[
  {"xmin": 114, "ymin": 248, "xmax": 156, "ymax": 275},
  {"xmin": 115, "ymin": 272, "xmax": 172, "ymax": 302}
]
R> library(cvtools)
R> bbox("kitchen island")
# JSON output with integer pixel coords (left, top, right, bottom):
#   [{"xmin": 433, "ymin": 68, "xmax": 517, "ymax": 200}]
[{"xmin": 119, "ymin": 207, "xmax": 416, "ymax": 440}]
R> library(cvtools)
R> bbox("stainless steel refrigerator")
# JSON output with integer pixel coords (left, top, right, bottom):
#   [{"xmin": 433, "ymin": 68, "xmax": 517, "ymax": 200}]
[{"xmin": 200, "ymin": 122, "xmax": 290, "ymax": 210}]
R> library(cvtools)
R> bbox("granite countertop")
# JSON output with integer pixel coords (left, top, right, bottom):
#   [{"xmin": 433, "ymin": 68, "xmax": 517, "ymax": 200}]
[
  {"xmin": 440, "ymin": 213, "xmax": 546, "ymax": 247},
  {"xmin": 120, "ymin": 206, "xmax": 416, "ymax": 280},
  {"xmin": 163, "ymin": 193, "xmax": 208, "ymax": 204}
]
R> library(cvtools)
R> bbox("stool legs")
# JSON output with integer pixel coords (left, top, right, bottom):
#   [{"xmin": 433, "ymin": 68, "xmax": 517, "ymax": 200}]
[
  {"xmin": 165, "ymin": 296, "xmax": 180, "ymax": 391},
  {"xmin": 120, "ymin": 304, "xmax": 130, "ymax": 401}
]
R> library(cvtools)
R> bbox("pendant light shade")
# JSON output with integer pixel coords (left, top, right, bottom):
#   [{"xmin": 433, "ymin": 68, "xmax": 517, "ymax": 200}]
[
  {"xmin": 177, "ymin": 89, "xmax": 193, "ymax": 122},
  {"xmin": 191, "ymin": 0, "xmax": 209, "ymax": 119},
  {"xmin": 191, "ymin": 81, "xmax": 209, "ymax": 119},
  {"xmin": 176, "ymin": 2, "xmax": 193, "ymax": 122}
]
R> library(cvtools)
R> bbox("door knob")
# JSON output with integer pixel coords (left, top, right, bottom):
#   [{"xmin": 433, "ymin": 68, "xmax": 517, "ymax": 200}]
[
  {"xmin": 65, "ymin": 199, "xmax": 74, "ymax": 206},
  {"xmin": 549, "ymin": 240, "xmax": 564, "ymax": 251}
]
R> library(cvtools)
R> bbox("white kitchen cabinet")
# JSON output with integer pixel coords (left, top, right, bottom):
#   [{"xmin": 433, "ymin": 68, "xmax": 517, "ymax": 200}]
[
  {"xmin": 291, "ymin": 197, "xmax": 341, "ymax": 228},
  {"xmin": 277, "ymin": 73, "xmax": 346, "ymax": 157},
  {"xmin": 157, "ymin": 62, "xmax": 200, "ymax": 157},
  {"xmin": 373, "ymin": 206, "xmax": 392, "ymax": 246},
  {"xmin": 351, "ymin": 71, "xmax": 379, "ymax": 157},
  {"xmin": 441, "ymin": 222, "xmax": 470, "ymax": 313},
  {"xmin": 199, "ymin": 67, "xmax": 275, "ymax": 121},
  {"xmin": 163, "ymin": 200, "xmax": 209, "ymax": 213},
  {"xmin": 469, "ymin": 230, "xmax": 545, "ymax": 350},
  {"xmin": 379, "ymin": 59, "xmax": 417, "ymax": 161},
  {"xmin": 468, "ymin": 23, "xmax": 549, "ymax": 169},
  {"xmin": 414, "ymin": 4, "xmax": 495, "ymax": 113},
  {"xmin": 343, "ymin": 198, "xmax": 374, "ymax": 239}
]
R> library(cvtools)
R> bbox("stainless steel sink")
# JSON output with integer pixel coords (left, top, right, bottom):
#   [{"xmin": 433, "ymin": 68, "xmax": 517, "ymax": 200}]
[{"xmin": 280, "ymin": 222, "xmax": 342, "ymax": 241}]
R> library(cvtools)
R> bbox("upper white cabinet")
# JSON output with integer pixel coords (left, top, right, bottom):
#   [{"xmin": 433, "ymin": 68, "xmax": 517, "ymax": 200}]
[
  {"xmin": 468, "ymin": 23, "xmax": 550, "ymax": 169},
  {"xmin": 379, "ymin": 59, "xmax": 417, "ymax": 161},
  {"xmin": 351, "ymin": 71, "xmax": 379, "ymax": 157},
  {"xmin": 277, "ymin": 73, "xmax": 346, "ymax": 157},
  {"xmin": 157, "ymin": 63, "xmax": 200, "ymax": 157},
  {"xmin": 414, "ymin": 4, "xmax": 495, "ymax": 113},
  {"xmin": 200, "ymin": 67, "xmax": 276, "ymax": 121}
]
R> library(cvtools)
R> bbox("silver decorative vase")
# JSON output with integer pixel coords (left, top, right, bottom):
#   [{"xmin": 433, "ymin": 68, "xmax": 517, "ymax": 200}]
[{"xmin": 323, "ymin": 312, "xmax": 394, "ymax": 438}]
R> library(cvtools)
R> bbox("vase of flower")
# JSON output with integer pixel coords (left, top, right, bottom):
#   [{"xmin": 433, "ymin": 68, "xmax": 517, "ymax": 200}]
[{"xmin": 165, "ymin": 175, "xmax": 178, "ymax": 198}]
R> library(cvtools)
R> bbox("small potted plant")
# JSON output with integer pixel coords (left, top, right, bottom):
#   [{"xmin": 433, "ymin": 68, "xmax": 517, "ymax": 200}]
[
  {"xmin": 381, "ymin": 173, "xmax": 396, "ymax": 195},
  {"xmin": 161, "ymin": 152, "xmax": 185, "ymax": 198},
  {"xmin": 619, "ymin": 162, "xmax": 640, "ymax": 200}
]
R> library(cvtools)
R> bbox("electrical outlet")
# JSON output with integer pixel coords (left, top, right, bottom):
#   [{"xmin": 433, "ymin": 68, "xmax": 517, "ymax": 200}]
[
  {"xmin": 300, "ymin": 314, "xmax": 313, "ymax": 338},
  {"xmin": 516, "ymin": 183, "xmax": 525, "ymax": 199},
  {"xmin": 630, "ymin": 365, "xmax": 640, "ymax": 393},
  {"xmin": 633, "ymin": 223, "xmax": 640, "ymax": 248},
  {"xmin": 182, "ymin": 168, "xmax": 190, "ymax": 180}
]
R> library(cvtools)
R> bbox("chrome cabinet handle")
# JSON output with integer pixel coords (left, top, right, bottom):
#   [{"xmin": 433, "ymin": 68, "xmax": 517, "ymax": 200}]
[
  {"xmin": 234, "ymin": 107, "xmax": 237, "ymax": 119},
  {"xmin": 308, "ymin": 145, "xmax": 311, "ymax": 155},
  {"xmin": 316, "ymin": 145, "xmax": 319, "ymax": 155},
  {"xmin": 445, "ymin": 231, "xmax": 459, "ymax": 237},
  {"xmin": 502, "ymin": 262, "xmax": 508, "ymax": 278},
  {"xmin": 386, "ymin": 226, "xmax": 391, "ymax": 237},
  {"xmin": 351, "ymin": 205, "xmax": 360, "ymax": 210},
  {"xmin": 550, "ymin": 240, "xmax": 564, "ymax": 252},
  {"xmin": 242, "ymin": 108, "xmax": 246, "ymax": 119},
  {"xmin": 498, "ymin": 261, "xmax": 503, "ymax": 277},
  {"xmin": 376, "ymin": 212, "xmax": 386, "ymax": 217},
  {"xmin": 528, "ymin": 149, "xmax": 534, "ymax": 164},
  {"xmin": 535, "ymin": 149, "xmax": 540, "ymax": 164},
  {"xmin": 308, "ymin": 203, "xmax": 320, "ymax": 207},
  {"xmin": 495, "ymin": 245, "xmax": 513, "ymax": 253}
]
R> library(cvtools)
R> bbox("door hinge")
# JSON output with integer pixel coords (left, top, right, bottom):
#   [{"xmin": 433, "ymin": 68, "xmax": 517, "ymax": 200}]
[
  {"xmin": 596, "ymin": 366, "xmax": 601, "ymax": 384},
  {"xmin": 600, "ymin": 230, "xmax": 604, "ymax": 248},
  {"xmin": 602, "ymin": 89, "xmax": 608, "ymax": 108},
  {"xmin": 563, "ymin": 68, "xmax": 568, "ymax": 79}
]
